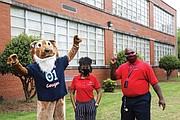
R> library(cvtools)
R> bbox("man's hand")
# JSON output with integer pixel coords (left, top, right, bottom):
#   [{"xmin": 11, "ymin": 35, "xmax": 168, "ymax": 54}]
[
  {"xmin": 110, "ymin": 55, "xmax": 117, "ymax": 80},
  {"xmin": 159, "ymin": 99, "xmax": 166, "ymax": 110},
  {"xmin": 110, "ymin": 55, "xmax": 117, "ymax": 65},
  {"xmin": 152, "ymin": 84, "xmax": 166, "ymax": 111},
  {"xmin": 7, "ymin": 54, "xmax": 19, "ymax": 66}
]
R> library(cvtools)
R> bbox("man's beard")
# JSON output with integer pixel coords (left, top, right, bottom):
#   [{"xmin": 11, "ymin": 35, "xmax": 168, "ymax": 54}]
[{"xmin": 34, "ymin": 54, "xmax": 56, "ymax": 73}]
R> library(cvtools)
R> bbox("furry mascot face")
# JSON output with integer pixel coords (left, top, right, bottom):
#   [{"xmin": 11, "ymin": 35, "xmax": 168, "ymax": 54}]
[{"xmin": 30, "ymin": 40, "xmax": 59, "ymax": 73}]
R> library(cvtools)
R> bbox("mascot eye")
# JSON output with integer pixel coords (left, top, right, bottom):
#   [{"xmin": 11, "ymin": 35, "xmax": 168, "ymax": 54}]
[
  {"xmin": 47, "ymin": 41, "xmax": 52, "ymax": 46},
  {"xmin": 36, "ymin": 42, "xmax": 42, "ymax": 48}
]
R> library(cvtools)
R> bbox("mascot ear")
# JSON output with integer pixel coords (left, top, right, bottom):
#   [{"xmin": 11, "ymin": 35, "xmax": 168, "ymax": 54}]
[
  {"xmin": 49, "ymin": 40, "xmax": 56, "ymax": 45},
  {"xmin": 30, "ymin": 41, "xmax": 38, "ymax": 49},
  {"xmin": 30, "ymin": 41, "xmax": 38, "ymax": 61},
  {"xmin": 49, "ymin": 40, "xmax": 59, "ymax": 58}
]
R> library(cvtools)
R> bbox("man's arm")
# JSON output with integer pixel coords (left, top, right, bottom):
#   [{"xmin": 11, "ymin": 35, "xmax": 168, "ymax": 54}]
[
  {"xmin": 110, "ymin": 64, "xmax": 117, "ymax": 80},
  {"xmin": 152, "ymin": 83, "xmax": 166, "ymax": 110},
  {"xmin": 110, "ymin": 57, "xmax": 117, "ymax": 80}
]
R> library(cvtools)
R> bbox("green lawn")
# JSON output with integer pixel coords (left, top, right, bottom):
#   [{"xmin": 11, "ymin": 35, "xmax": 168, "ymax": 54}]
[{"xmin": 0, "ymin": 81, "xmax": 180, "ymax": 120}]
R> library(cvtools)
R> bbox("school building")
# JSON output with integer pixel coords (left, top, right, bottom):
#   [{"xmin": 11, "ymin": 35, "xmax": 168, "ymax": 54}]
[{"xmin": 0, "ymin": 0, "xmax": 177, "ymax": 101}]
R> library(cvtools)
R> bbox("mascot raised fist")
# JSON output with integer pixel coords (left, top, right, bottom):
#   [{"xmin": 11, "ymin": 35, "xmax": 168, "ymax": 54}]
[{"xmin": 7, "ymin": 35, "xmax": 82, "ymax": 120}]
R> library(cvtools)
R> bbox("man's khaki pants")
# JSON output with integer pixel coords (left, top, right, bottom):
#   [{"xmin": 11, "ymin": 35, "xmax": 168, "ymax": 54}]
[{"xmin": 37, "ymin": 97, "xmax": 65, "ymax": 120}]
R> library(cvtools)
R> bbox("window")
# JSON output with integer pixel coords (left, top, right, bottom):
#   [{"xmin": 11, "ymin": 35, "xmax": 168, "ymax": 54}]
[
  {"xmin": 27, "ymin": 11, "xmax": 41, "ymax": 37},
  {"xmin": 114, "ymin": 32, "xmax": 150, "ymax": 63},
  {"xmin": 154, "ymin": 6, "xmax": 174, "ymax": 35},
  {"xmin": 11, "ymin": 7, "xmax": 104, "ymax": 66},
  {"xmin": 154, "ymin": 42, "xmax": 174, "ymax": 66},
  {"xmin": 79, "ymin": 0, "xmax": 104, "ymax": 9},
  {"xmin": 11, "ymin": 7, "xmax": 25, "ymax": 37},
  {"xmin": 112, "ymin": 0, "xmax": 149, "ymax": 26}
]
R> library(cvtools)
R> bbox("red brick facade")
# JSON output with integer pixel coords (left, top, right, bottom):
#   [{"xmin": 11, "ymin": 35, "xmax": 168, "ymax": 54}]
[
  {"xmin": 0, "ymin": 0, "xmax": 177, "ymax": 101},
  {"xmin": 0, "ymin": 3, "xmax": 11, "ymax": 52}
]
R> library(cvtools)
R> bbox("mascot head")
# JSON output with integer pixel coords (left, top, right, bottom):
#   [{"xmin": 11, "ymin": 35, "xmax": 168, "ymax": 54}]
[{"xmin": 30, "ymin": 40, "xmax": 58, "ymax": 73}]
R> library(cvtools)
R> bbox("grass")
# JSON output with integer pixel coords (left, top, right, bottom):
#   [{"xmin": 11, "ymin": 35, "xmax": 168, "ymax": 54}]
[
  {"xmin": 0, "ymin": 79, "xmax": 180, "ymax": 120},
  {"xmin": 150, "ymin": 82, "xmax": 180, "ymax": 120},
  {"xmin": 0, "ymin": 112, "xmax": 36, "ymax": 120}
]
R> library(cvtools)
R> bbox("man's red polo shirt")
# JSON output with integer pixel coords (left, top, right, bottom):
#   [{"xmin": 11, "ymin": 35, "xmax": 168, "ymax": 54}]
[
  {"xmin": 71, "ymin": 74, "xmax": 100, "ymax": 102},
  {"xmin": 116, "ymin": 59, "xmax": 158, "ymax": 97}
]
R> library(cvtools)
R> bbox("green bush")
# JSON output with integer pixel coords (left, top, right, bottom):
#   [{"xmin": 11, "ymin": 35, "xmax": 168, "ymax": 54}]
[
  {"xmin": 0, "ymin": 33, "xmax": 40, "ymax": 102},
  {"xmin": 159, "ymin": 54, "xmax": 180, "ymax": 80},
  {"xmin": 102, "ymin": 78, "xmax": 117, "ymax": 92}
]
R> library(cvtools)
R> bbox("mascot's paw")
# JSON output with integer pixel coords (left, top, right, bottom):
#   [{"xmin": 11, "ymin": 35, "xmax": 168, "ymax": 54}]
[
  {"xmin": 73, "ymin": 35, "xmax": 82, "ymax": 45},
  {"xmin": 7, "ymin": 54, "xmax": 19, "ymax": 66}
]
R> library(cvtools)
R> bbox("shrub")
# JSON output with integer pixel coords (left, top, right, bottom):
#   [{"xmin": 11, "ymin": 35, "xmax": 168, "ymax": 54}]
[
  {"xmin": 159, "ymin": 54, "xmax": 180, "ymax": 80},
  {"xmin": 0, "ymin": 33, "xmax": 40, "ymax": 102},
  {"xmin": 102, "ymin": 78, "xmax": 117, "ymax": 92}
]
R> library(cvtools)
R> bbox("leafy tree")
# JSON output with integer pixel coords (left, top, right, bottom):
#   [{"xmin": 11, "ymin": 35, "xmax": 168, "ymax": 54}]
[
  {"xmin": 159, "ymin": 55, "xmax": 180, "ymax": 80},
  {"xmin": 178, "ymin": 28, "xmax": 180, "ymax": 59},
  {"xmin": 0, "ymin": 33, "xmax": 39, "ymax": 102},
  {"xmin": 115, "ymin": 50, "xmax": 143, "ymax": 68}
]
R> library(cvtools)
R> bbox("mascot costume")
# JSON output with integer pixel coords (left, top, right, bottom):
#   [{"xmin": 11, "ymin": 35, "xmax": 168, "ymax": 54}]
[{"xmin": 7, "ymin": 35, "xmax": 82, "ymax": 120}]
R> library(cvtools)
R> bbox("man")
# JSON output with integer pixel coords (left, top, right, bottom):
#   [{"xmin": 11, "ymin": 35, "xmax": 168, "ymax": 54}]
[{"xmin": 110, "ymin": 48, "xmax": 166, "ymax": 120}]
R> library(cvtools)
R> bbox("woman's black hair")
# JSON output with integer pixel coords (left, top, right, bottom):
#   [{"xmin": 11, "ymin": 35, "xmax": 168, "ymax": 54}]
[{"xmin": 78, "ymin": 57, "xmax": 92, "ymax": 73}]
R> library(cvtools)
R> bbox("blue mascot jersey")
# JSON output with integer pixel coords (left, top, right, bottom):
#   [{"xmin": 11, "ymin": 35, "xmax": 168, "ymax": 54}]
[{"xmin": 26, "ymin": 56, "xmax": 68, "ymax": 101}]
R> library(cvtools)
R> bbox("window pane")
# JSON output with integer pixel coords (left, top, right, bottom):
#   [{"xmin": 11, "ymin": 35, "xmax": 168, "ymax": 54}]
[
  {"xmin": 44, "ymin": 24, "xmax": 55, "ymax": 33},
  {"xmin": 57, "ymin": 27, "xmax": 67, "ymax": 35},
  {"xmin": 29, "ymin": 30, "xmax": 41, "ymax": 37},
  {"xmin": 28, "ymin": 11, "xmax": 41, "ymax": 21},
  {"xmin": 11, "ymin": 27, "xmax": 25, "ymax": 37},
  {"xmin": 44, "ymin": 33, "xmax": 55, "ymax": 39},
  {"xmin": 11, "ymin": 17, "xmax": 25, "ymax": 28},
  {"xmin": 28, "ymin": 20, "xmax": 41, "ymax": 30}
]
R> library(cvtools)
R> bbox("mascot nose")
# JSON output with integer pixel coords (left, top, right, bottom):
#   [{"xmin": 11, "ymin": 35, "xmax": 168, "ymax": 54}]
[{"xmin": 45, "ymin": 48, "xmax": 50, "ymax": 52}]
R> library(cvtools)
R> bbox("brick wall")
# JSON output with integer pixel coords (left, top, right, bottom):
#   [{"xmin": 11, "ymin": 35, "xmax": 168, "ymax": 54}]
[
  {"xmin": 153, "ymin": 67, "xmax": 178, "ymax": 80},
  {"xmin": 0, "ymin": 74, "xmax": 24, "ymax": 101},
  {"xmin": 0, "ymin": 2, "xmax": 11, "ymax": 52},
  {"xmin": 104, "ymin": 30, "xmax": 114, "ymax": 64}
]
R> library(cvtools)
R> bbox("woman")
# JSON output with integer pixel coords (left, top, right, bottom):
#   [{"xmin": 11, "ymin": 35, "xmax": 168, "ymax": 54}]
[{"xmin": 70, "ymin": 57, "xmax": 102, "ymax": 120}]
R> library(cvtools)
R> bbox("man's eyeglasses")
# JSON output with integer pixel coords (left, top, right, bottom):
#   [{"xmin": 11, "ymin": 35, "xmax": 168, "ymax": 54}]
[{"xmin": 125, "ymin": 52, "xmax": 136, "ymax": 57}]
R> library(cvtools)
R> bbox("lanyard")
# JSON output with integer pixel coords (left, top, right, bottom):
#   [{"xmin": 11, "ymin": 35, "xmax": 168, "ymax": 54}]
[
  {"xmin": 123, "ymin": 65, "xmax": 136, "ymax": 111},
  {"xmin": 127, "ymin": 65, "xmax": 136, "ymax": 78},
  {"xmin": 124, "ymin": 64, "xmax": 136, "ymax": 88}
]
